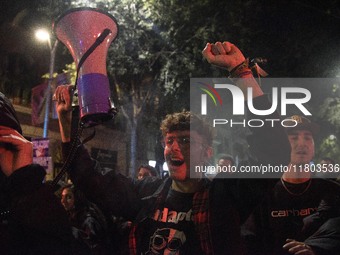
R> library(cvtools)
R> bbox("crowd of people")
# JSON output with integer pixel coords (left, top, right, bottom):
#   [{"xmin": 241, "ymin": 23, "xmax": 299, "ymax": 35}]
[{"xmin": 1, "ymin": 41, "xmax": 339, "ymax": 255}]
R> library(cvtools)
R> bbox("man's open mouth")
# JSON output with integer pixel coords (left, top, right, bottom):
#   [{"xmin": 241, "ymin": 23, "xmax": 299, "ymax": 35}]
[{"xmin": 169, "ymin": 158, "xmax": 185, "ymax": 166}]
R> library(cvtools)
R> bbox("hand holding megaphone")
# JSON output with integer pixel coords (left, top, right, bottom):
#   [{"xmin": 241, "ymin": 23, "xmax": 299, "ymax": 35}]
[
  {"xmin": 54, "ymin": 85, "xmax": 74, "ymax": 113},
  {"xmin": 54, "ymin": 85, "xmax": 74, "ymax": 142}
]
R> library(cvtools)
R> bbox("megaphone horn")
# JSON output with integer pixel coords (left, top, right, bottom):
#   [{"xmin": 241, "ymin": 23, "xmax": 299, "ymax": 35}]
[{"xmin": 54, "ymin": 7, "xmax": 119, "ymax": 126}]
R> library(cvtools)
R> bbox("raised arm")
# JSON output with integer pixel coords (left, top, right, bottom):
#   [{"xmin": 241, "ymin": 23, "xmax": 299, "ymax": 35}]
[
  {"xmin": 202, "ymin": 41, "xmax": 291, "ymax": 222},
  {"xmin": 202, "ymin": 41, "xmax": 290, "ymax": 166},
  {"xmin": 54, "ymin": 85, "xmax": 73, "ymax": 143},
  {"xmin": 202, "ymin": 41, "xmax": 263, "ymax": 98},
  {"xmin": 54, "ymin": 85, "xmax": 140, "ymax": 220}
]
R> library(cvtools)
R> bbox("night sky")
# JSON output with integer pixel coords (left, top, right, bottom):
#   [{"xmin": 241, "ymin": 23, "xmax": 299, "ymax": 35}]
[
  {"xmin": 0, "ymin": 0, "xmax": 339, "ymax": 77},
  {"xmin": 0, "ymin": 0, "xmax": 339, "ymax": 159}
]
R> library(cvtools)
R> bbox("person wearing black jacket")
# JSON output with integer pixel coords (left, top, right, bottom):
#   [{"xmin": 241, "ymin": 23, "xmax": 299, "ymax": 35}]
[
  {"xmin": 0, "ymin": 92, "xmax": 73, "ymax": 255},
  {"xmin": 282, "ymin": 187, "xmax": 340, "ymax": 255},
  {"xmin": 60, "ymin": 184, "xmax": 113, "ymax": 254},
  {"xmin": 55, "ymin": 41, "xmax": 291, "ymax": 254}
]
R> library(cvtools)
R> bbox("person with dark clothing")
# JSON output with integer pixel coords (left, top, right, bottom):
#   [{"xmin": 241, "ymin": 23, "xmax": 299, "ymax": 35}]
[
  {"xmin": 283, "ymin": 193, "xmax": 340, "ymax": 255},
  {"xmin": 283, "ymin": 185, "xmax": 340, "ymax": 255},
  {"xmin": 0, "ymin": 92, "xmax": 73, "ymax": 255},
  {"xmin": 244, "ymin": 178, "xmax": 340, "ymax": 255},
  {"xmin": 242, "ymin": 115, "xmax": 340, "ymax": 255},
  {"xmin": 61, "ymin": 184, "xmax": 112, "ymax": 254},
  {"xmin": 136, "ymin": 164, "xmax": 158, "ymax": 180},
  {"xmin": 303, "ymin": 216, "xmax": 340, "ymax": 255},
  {"xmin": 55, "ymin": 41, "xmax": 291, "ymax": 254}
]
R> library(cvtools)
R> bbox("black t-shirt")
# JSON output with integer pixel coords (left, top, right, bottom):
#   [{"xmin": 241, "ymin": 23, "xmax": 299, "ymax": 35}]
[
  {"xmin": 244, "ymin": 179, "xmax": 335, "ymax": 255},
  {"xmin": 135, "ymin": 188, "xmax": 202, "ymax": 254},
  {"xmin": 268, "ymin": 180, "xmax": 320, "ymax": 243}
]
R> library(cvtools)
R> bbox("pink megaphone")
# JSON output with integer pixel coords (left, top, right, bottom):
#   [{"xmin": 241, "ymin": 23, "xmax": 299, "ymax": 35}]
[{"xmin": 54, "ymin": 7, "xmax": 118, "ymax": 126}]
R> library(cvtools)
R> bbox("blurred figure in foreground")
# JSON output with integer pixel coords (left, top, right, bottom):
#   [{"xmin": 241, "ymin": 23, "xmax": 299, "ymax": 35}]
[{"xmin": 0, "ymin": 92, "xmax": 73, "ymax": 255}]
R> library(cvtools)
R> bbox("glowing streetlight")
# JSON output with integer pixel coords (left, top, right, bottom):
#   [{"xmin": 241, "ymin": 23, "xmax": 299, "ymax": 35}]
[
  {"xmin": 35, "ymin": 29, "xmax": 51, "ymax": 42},
  {"xmin": 35, "ymin": 29, "xmax": 58, "ymax": 138}
]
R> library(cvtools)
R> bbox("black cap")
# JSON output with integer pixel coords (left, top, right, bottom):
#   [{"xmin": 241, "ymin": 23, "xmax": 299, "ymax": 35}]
[
  {"xmin": 0, "ymin": 92, "xmax": 22, "ymax": 134},
  {"xmin": 284, "ymin": 115, "xmax": 319, "ymax": 136}
]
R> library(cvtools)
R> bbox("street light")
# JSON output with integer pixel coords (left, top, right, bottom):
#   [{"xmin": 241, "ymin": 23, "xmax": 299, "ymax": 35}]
[{"xmin": 35, "ymin": 29, "xmax": 58, "ymax": 138}]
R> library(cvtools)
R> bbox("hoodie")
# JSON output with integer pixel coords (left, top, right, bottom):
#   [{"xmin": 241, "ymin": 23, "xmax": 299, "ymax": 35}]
[{"xmin": 0, "ymin": 92, "xmax": 22, "ymax": 134}]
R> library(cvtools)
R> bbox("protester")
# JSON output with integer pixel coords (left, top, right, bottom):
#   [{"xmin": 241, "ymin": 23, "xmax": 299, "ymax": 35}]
[
  {"xmin": 136, "ymin": 164, "xmax": 158, "ymax": 180},
  {"xmin": 285, "ymin": 181, "xmax": 340, "ymax": 255},
  {"xmin": 55, "ymin": 41, "xmax": 291, "ymax": 254},
  {"xmin": 301, "ymin": 217, "xmax": 340, "ymax": 255},
  {"xmin": 217, "ymin": 154, "xmax": 234, "ymax": 168},
  {"xmin": 0, "ymin": 92, "xmax": 73, "ymax": 255},
  {"xmin": 60, "ymin": 184, "xmax": 112, "ymax": 254},
  {"xmin": 242, "ymin": 115, "xmax": 340, "ymax": 255},
  {"xmin": 284, "ymin": 216, "xmax": 340, "ymax": 255}
]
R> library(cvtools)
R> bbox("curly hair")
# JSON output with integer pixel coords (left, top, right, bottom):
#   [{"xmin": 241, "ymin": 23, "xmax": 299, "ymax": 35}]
[{"xmin": 160, "ymin": 111, "xmax": 213, "ymax": 146}]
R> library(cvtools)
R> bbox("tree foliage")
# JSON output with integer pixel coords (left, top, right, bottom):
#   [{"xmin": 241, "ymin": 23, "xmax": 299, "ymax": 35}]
[
  {"xmin": 1, "ymin": 0, "xmax": 340, "ymax": 170},
  {"xmin": 315, "ymin": 83, "xmax": 340, "ymax": 161}
]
